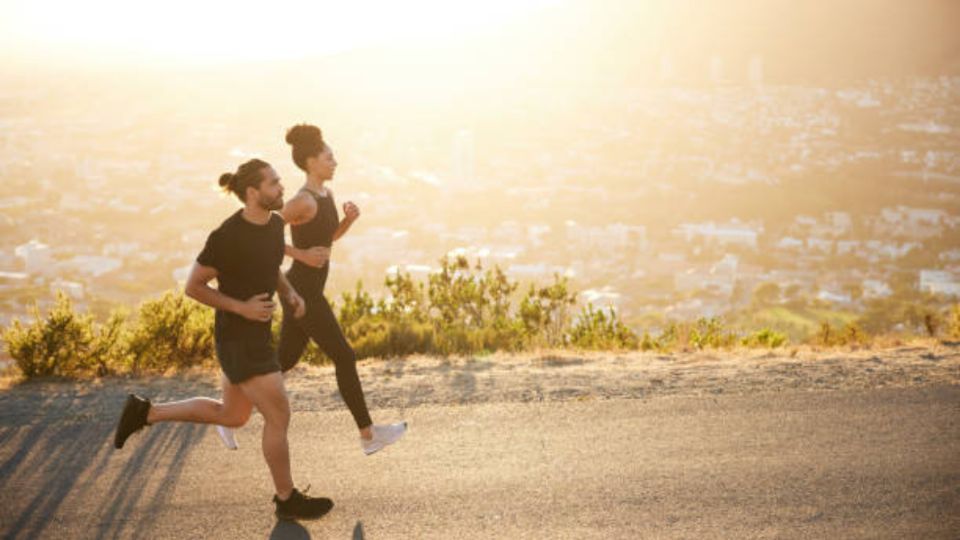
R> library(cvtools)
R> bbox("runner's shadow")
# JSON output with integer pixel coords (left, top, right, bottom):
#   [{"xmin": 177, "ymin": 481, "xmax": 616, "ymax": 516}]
[
  {"xmin": 96, "ymin": 422, "xmax": 205, "ymax": 539},
  {"xmin": 269, "ymin": 520, "xmax": 311, "ymax": 539},
  {"xmin": 0, "ymin": 420, "xmax": 202, "ymax": 540},
  {"xmin": 1, "ymin": 422, "xmax": 113, "ymax": 539}
]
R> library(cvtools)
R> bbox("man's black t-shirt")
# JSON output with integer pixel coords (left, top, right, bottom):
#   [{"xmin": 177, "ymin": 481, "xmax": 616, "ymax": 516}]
[{"xmin": 196, "ymin": 210, "xmax": 285, "ymax": 342}]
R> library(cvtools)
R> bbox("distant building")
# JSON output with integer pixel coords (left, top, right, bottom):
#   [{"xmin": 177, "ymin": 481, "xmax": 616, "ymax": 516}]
[
  {"xmin": 919, "ymin": 270, "xmax": 960, "ymax": 297},
  {"xmin": 675, "ymin": 222, "xmax": 759, "ymax": 249},
  {"xmin": 806, "ymin": 238, "xmax": 833, "ymax": 254},
  {"xmin": 14, "ymin": 240, "xmax": 53, "ymax": 276},
  {"xmin": 878, "ymin": 206, "xmax": 948, "ymax": 238},
  {"xmin": 50, "ymin": 279, "xmax": 84, "ymax": 300},
  {"xmin": 836, "ymin": 240, "xmax": 861, "ymax": 255},
  {"xmin": 566, "ymin": 222, "xmax": 647, "ymax": 252},
  {"xmin": 580, "ymin": 286, "xmax": 622, "ymax": 310},
  {"xmin": 824, "ymin": 212, "xmax": 852, "ymax": 235},
  {"xmin": 674, "ymin": 255, "xmax": 739, "ymax": 297},
  {"xmin": 61, "ymin": 256, "xmax": 122, "ymax": 278},
  {"xmin": 817, "ymin": 290, "xmax": 853, "ymax": 305},
  {"xmin": 863, "ymin": 279, "xmax": 892, "ymax": 299},
  {"xmin": 776, "ymin": 237, "xmax": 804, "ymax": 250}
]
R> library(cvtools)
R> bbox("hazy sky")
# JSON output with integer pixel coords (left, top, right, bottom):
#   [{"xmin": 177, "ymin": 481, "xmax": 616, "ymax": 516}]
[
  {"xmin": 0, "ymin": 0, "xmax": 562, "ymax": 64},
  {"xmin": 1, "ymin": 0, "xmax": 958, "ymax": 81}
]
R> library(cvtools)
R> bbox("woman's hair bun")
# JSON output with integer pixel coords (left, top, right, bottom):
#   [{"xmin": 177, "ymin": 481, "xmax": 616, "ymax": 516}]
[{"xmin": 285, "ymin": 123, "xmax": 323, "ymax": 147}]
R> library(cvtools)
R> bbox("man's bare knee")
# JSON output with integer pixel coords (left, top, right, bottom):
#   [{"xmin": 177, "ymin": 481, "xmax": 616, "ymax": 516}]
[
  {"xmin": 260, "ymin": 398, "xmax": 290, "ymax": 428},
  {"xmin": 220, "ymin": 411, "xmax": 251, "ymax": 428},
  {"xmin": 239, "ymin": 372, "xmax": 290, "ymax": 427}
]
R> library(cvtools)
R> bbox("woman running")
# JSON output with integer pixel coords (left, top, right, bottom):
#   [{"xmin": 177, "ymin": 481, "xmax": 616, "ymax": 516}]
[{"xmin": 218, "ymin": 123, "xmax": 407, "ymax": 455}]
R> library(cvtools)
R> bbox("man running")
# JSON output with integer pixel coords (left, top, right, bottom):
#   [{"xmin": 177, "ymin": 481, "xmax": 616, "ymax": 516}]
[{"xmin": 113, "ymin": 158, "xmax": 333, "ymax": 521}]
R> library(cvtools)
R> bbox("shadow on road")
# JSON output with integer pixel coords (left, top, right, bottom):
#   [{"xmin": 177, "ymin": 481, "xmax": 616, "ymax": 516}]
[
  {"xmin": 269, "ymin": 519, "xmax": 311, "ymax": 539},
  {"xmin": 0, "ymin": 417, "xmax": 204, "ymax": 539}
]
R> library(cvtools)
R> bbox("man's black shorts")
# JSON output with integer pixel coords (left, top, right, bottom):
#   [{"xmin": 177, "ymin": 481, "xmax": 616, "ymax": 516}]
[{"xmin": 215, "ymin": 338, "xmax": 281, "ymax": 384}]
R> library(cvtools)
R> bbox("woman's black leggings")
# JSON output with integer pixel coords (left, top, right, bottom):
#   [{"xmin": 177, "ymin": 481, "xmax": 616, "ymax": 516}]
[{"xmin": 278, "ymin": 266, "xmax": 372, "ymax": 429}]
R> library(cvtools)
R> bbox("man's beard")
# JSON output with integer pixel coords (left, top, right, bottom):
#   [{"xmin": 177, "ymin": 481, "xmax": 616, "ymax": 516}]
[{"xmin": 258, "ymin": 194, "xmax": 283, "ymax": 211}]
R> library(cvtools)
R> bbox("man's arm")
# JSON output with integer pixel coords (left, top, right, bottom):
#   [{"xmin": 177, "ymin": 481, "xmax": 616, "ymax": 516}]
[{"xmin": 185, "ymin": 262, "xmax": 274, "ymax": 322}]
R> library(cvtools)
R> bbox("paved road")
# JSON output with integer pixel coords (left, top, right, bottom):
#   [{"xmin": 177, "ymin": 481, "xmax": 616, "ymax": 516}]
[{"xmin": 1, "ymin": 385, "xmax": 958, "ymax": 539}]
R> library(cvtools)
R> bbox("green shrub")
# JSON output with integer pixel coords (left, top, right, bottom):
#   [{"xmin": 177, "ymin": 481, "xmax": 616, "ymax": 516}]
[
  {"xmin": 814, "ymin": 320, "xmax": 870, "ymax": 347},
  {"xmin": 949, "ymin": 304, "xmax": 960, "ymax": 340},
  {"xmin": 3, "ymin": 293, "xmax": 95, "ymax": 378},
  {"xmin": 351, "ymin": 318, "xmax": 435, "ymax": 359},
  {"xmin": 518, "ymin": 275, "xmax": 576, "ymax": 347},
  {"xmin": 568, "ymin": 304, "xmax": 638, "ymax": 350},
  {"xmin": 435, "ymin": 325, "xmax": 485, "ymax": 355},
  {"xmin": 125, "ymin": 292, "xmax": 214, "ymax": 372},
  {"xmin": 741, "ymin": 328, "xmax": 788, "ymax": 348},
  {"xmin": 688, "ymin": 317, "xmax": 738, "ymax": 349},
  {"xmin": 88, "ymin": 309, "xmax": 131, "ymax": 376}
]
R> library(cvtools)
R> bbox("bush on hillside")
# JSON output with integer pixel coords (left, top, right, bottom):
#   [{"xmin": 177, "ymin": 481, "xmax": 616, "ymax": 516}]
[
  {"xmin": 568, "ymin": 304, "xmax": 639, "ymax": 350},
  {"xmin": 125, "ymin": 292, "xmax": 214, "ymax": 372},
  {"xmin": 3, "ymin": 293, "xmax": 96, "ymax": 378}
]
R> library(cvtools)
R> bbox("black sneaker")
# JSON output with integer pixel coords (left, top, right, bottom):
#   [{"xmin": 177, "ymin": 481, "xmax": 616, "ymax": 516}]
[
  {"xmin": 274, "ymin": 487, "xmax": 334, "ymax": 521},
  {"xmin": 114, "ymin": 394, "xmax": 151, "ymax": 449}
]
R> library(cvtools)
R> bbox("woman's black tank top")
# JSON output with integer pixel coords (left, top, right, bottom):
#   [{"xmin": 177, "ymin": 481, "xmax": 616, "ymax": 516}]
[{"xmin": 290, "ymin": 188, "xmax": 339, "ymax": 276}]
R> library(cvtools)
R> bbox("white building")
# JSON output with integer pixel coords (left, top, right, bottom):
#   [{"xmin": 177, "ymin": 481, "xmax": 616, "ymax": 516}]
[
  {"xmin": 14, "ymin": 240, "xmax": 53, "ymax": 276},
  {"xmin": 50, "ymin": 279, "xmax": 85, "ymax": 300},
  {"xmin": 919, "ymin": 270, "xmax": 960, "ymax": 297},
  {"xmin": 567, "ymin": 222, "xmax": 648, "ymax": 252},
  {"xmin": 836, "ymin": 240, "xmax": 861, "ymax": 255},
  {"xmin": 580, "ymin": 286, "xmax": 622, "ymax": 310},
  {"xmin": 806, "ymin": 238, "xmax": 833, "ymax": 254},
  {"xmin": 674, "ymin": 222, "xmax": 760, "ymax": 249},
  {"xmin": 776, "ymin": 237, "xmax": 804, "ymax": 250},
  {"xmin": 879, "ymin": 206, "xmax": 948, "ymax": 237},
  {"xmin": 60, "ymin": 256, "xmax": 122, "ymax": 278},
  {"xmin": 674, "ymin": 256, "xmax": 738, "ymax": 297},
  {"xmin": 817, "ymin": 290, "xmax": 853, "ymax": 305},
  {"xmin": 862, "ymin": 279, "xmax": 892, "ymax": 299},
  {"xmin": 824, "ymin": 212, "xmax": 853, "ymax": 235},
  {"xmin": 103, "ymin": 242, "xmax": 141, "ymax": 257}
]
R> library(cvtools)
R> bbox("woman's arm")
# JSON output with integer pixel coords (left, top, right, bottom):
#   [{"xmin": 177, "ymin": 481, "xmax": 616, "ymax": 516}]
[
  {"xmin": 276, "ymin": 269, "xmax": 305, "ymax": 318},
  {"xmin": 281, "ymin": 192, "xmax": 329, "ymax": 266},
  {"xmin": 332, "ymin": 200, "xmax": 360, "ymax": 242},
  {"xmin": 285, "ymin": 244, "xmax": 331, "ymax": 267}
]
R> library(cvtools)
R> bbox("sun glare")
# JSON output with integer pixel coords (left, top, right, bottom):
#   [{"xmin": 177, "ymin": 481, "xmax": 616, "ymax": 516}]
[{"xmin": 4, "ymin": 0, "xmax": 564, "ymax": 64}]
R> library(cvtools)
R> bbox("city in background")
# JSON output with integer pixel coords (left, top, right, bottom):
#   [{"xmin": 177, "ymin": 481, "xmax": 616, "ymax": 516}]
[{"xmin": 1, "ymin": 0, "xmax": 958, "ymax": 344}]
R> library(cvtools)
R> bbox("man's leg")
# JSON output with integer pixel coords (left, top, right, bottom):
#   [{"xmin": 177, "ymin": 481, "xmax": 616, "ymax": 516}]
[
  {"xmin": 237, "ymin": 371, "xmax": 293, "ymax": 499},
  {"xmin": 240, "ymin": 371, "xmax": 334, "ymax": 520},
  {"xmin": 146, "ymin": 374, "xmax": 254, "ymax": 427},
  {"xmin": 213, "ymin": 300, "xmax": 311, "ymax": 450},
  {"xmin": 114, "ymin": 373, "xmax": 254, "ymax": 449}
]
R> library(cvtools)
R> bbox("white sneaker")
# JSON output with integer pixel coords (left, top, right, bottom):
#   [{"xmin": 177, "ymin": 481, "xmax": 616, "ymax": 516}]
[
  {"xmin": 217, "ymin": 425, "xmax": 239, "ymax": 450},
  {"xmin": 361, "ymin": 422, "xmax": 408, "ymax": 456}
]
